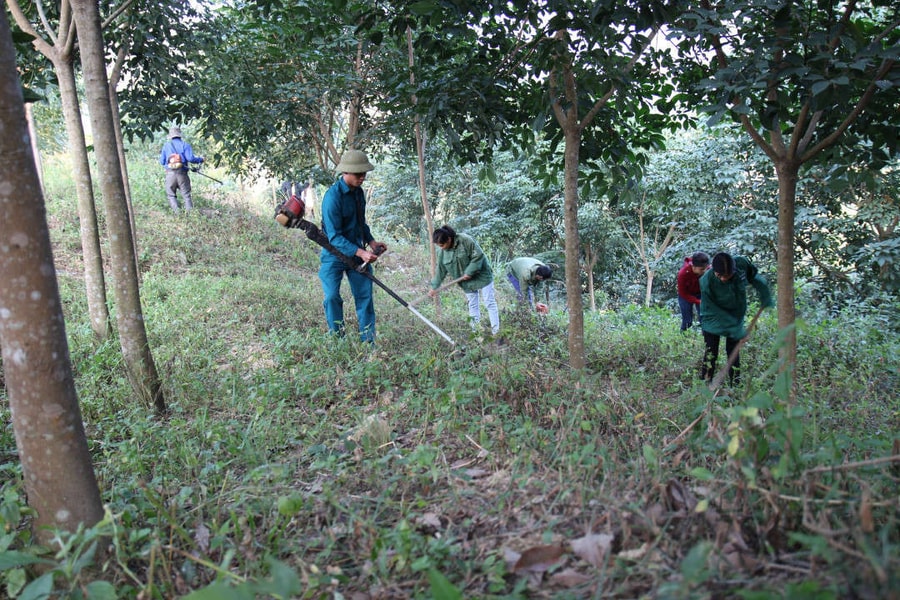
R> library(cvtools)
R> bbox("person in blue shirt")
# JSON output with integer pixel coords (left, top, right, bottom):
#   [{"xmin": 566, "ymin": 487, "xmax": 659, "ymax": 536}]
[
  {"xmin": 159, "ymin": 126, "xmax": 204, "ymax": 212},
  {"xmin": 319, "ymin": 150, "xmax": 388, "ymax": 343}
]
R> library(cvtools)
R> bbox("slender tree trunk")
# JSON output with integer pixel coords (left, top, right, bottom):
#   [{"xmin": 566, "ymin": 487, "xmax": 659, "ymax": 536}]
[
  {"xmin": 562, "ymin": 125, "xmax": 586, "ymax": 369},
  {"xmin": 774, "ymin": 159, "xmax": 799, "ymax": 378},
  {"xmin": 5, "ymin": 0, "xmax": 112, "ymax": 340},
  {"xmin": 407, "ymin": 27, "xmax": 438, "ymax": 296},
  {"xmin": 70, "ymin": 0, "xmax": 166, "ymax": 414},
  {"xmin": 57, "ymin": 60, "xmax": 113, "ymax": 339},
  {"xmin": 108, "ymin": 45, "xmax": 140, "ymax": 283},
  {"xmin": 0, "ymin": 10, "xmax": 104, "ymax": 543},
  {"xmin": 584, "ymin": 243, "xmax": 597, "ymax": 312},
  {"xmin": 25, "ymin": 103, "xmax": 43, "ymax": 194}
]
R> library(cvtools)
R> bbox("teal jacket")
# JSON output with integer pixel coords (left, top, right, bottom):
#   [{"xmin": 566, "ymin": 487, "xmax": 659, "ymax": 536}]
[
  {"xmin": 431, "ymin": 233, "xmax": 494, "ymax": 293},
  {"xmin": 320, "ymin": 176, "xmax": 373, "ymax": 261},
  {"xmin": 699, "ymin": 256, "xmax": 773, "ymax": 339}
]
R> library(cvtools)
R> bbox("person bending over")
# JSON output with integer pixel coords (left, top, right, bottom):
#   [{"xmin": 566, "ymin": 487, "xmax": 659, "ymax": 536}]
[
  {"xmin": 699, "ymin": 252, "xmax": 773, "ymax": 385},
  {"xmin": 430, "ymin": 225, "xmax": 500, "ymax": 336}
]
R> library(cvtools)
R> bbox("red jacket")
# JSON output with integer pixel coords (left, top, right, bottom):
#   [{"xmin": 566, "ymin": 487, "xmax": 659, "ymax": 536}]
[{"xmin": 677, "ymin": 257, "xmax": 702, "ymax": 304}]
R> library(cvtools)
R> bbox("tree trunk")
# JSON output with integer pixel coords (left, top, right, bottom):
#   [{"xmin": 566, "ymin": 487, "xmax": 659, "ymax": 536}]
[
  {"xmin": 5, "ymin": 0, "xmax": 112, "ymax": 340},
  {"xmin": 584, "ymin": 242, "xmax": 597, "ymax": 312},
  {"xmin": 57, "ymin": 60, "xmax": 113, "ymax": 340},
  {"xmin": 407, "ymin": 27, "xmax": 438, "ymax": 297},
  {"xmin": 0, "ymin": 10, "xmax": 104, "ymax": 543},
  {"xmin": 108, "ymin": 44, "xmax": 140, "ymax": 283},
  {"xmin": 70, "ymin": 0, "xmax": 166, "ymax": 414},
  {"xmin": 774, "ymin": 159, "xmax": 799, "ymax": 380},
  {"xmin": 562, "ymin": 125, "xmax": 586, "ymax": 369},
  {"xmin": 25, "ymin": 103, "xmax": 43, "ymax": 194}
]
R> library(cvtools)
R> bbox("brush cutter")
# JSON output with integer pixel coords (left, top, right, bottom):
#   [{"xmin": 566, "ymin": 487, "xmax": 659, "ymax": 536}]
[
  {"xmin": 190, "ymin": 166, "xmax": 223, "ymax": 184},
  {"xmin": 275, "ymin": 196, "xmax": 455, "ymax": 346}
]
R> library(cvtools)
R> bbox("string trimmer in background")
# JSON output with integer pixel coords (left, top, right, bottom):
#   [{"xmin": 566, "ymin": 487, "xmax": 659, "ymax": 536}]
[
  {"xmin": 275, "ymin": 195, "xmax": 456, "ymax": 346},
  {"xmin": 190, "ymin": 166, "xmax": 223, "ymax": 184}
]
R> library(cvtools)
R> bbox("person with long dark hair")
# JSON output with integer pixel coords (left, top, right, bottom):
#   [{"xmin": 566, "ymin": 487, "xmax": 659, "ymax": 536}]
[{"xmin": 677, "ymin": 251, "xmax": 709, "ymax": 331}]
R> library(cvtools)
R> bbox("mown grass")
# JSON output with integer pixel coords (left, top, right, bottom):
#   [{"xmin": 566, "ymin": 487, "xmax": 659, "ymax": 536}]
[{"xmin": 1, "ymin": 147, "xmax": 898, "ymax": 599}]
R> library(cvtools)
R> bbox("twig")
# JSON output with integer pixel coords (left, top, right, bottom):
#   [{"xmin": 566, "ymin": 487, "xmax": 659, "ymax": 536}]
[
  {"xmin": 162, "ymin": 545, "xmax": 248, "ymax": 582},
  {"xmin": 803, "ymin": 454, "xmax": 900, "ymax": 475},
  {"xmin": 664, "ymin": 412, "xmax": 705, "ymax": 453},
  {"xmin": 757, "ymin": 487, "xmax": 897, "ymax": 507},
  {"xmin": 765, "ymin": 562, "xmax": 811, "ymax": 575},
  {"xmin": 465, "ymin": 434, "xmax": 488, "ymax": 455}
]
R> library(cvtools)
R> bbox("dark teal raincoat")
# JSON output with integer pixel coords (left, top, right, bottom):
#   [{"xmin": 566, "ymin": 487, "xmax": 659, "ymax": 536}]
[{"xmin": 699, "ymin": 255, "xmax": 773, "ymax": 339}]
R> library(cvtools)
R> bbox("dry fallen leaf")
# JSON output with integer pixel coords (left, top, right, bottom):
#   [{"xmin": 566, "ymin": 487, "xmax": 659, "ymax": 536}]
[
  {"xmin": 416, "ymin": 512, "xmax": 444, "ymax": 533},
  {"xmin": 513, "ymin": 543, "xmax": 567, "ymax": 573},
  {"xmin": 570, "ymin": 533, "xmax": 614, "ymax": 569},
  {"xmin": 618, "ymin": 542, "xmax": 650, "ymax": 561},
  {"xmin": 465, "ymin": 468, "xmax": 491, "ymax": 479},
  {"xmin": 503, "ymin": 546, "xmax": 521, "ymax": 570},
  {"xmin": 666, "ymin": 478, "xmax": 698, "ymax": 513},
  {"xmin": 646, "ymin": 502, "xmax": 666, "ymax": 527}
]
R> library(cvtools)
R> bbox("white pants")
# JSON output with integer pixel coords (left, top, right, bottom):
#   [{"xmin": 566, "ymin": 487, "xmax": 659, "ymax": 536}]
[{"xmin": 465, "ymin": 282, "xmax": 500, "ymax": 335}]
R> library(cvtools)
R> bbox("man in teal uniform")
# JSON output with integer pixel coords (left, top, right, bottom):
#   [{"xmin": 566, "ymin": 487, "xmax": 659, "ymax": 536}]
[{"xmin": 318, "ymin": 150, "xmax": 388, "ymax": 343}]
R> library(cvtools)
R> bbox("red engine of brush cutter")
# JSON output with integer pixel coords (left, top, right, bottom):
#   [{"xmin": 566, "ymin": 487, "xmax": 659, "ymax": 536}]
[{"xmin": 275, "ymin": 195, "xmax": 306, "ymax": 227}]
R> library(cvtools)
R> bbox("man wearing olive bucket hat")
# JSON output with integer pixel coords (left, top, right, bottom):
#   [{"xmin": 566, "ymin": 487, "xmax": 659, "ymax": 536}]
[{"xmin": 318, "ymin": 150, "xmax": 388, "ymax": 343}]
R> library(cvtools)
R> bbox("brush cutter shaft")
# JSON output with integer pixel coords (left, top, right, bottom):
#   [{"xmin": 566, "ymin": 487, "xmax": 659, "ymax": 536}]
[
  {"xmin": 296, "ymin": 219, "xmax": 455, "ymax": 345},
  {"xmin": 190, "ymin": 167, "xmax": 223, "ymax": 183},
  {"xmin": 405, "ymin": 304, "xmax": 455, "ymax": 345}
]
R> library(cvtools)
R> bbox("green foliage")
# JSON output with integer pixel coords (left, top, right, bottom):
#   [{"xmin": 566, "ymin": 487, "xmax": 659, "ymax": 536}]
[
  {"xmin": 110, "ymin": 0, "xmax": 216, "ymax": 142},
  {"xmin": 373, "ymin": 142, "xmax": 562, "ymax": 257},
  {"xmin": 672, "ymin": 0, "xmax": 900, "ymax": 177}
]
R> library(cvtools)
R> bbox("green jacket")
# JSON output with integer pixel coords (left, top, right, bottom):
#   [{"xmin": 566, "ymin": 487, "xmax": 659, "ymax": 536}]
[
  {"xmin": 506, "ymin": 257, "xmax": 548, "ymax": 298},
  {"xmin": 699, "ymin": 255, "xmax": 773, "ymax": 339},
  {"xmin": 431, "ymin": 233, "xmax": 494, "ymax": 293}
]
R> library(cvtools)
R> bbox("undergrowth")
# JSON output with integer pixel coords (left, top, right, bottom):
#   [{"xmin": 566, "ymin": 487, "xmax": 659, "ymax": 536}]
[{"xmin": 0, "ymin": 150, "xmax": 898, "ymax": 599}]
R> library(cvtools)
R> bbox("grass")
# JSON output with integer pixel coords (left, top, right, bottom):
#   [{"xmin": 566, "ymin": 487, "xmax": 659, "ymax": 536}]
[{"xmin": 0, "ymin": 147, "xmax": 898, "ymax": 599}]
